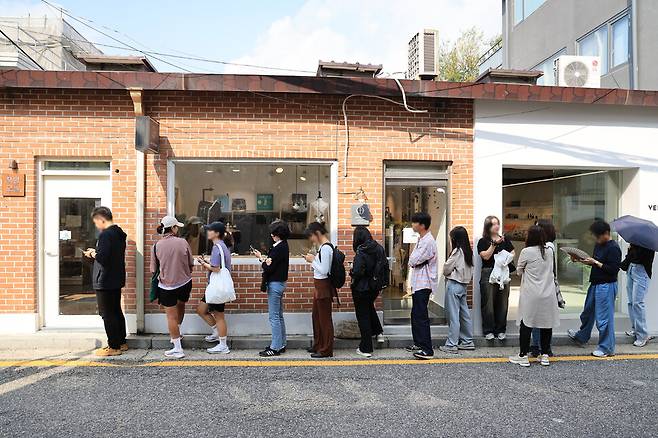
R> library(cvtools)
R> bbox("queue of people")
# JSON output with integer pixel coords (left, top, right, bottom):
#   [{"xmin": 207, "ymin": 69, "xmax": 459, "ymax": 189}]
[{"xmin": 86, "ymin": 206, "xmax": 655, "ymax": 362}]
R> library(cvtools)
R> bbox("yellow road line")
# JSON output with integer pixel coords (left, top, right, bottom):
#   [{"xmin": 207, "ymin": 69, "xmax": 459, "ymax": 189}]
[{"xmin": 0, "ymin": 354, "xmax": 657, "ymax": 368}]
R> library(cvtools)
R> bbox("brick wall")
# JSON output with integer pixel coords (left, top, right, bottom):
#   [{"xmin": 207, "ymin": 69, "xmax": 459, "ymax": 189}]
[{"xmin": 0, "ymin": 88, "xmax": 473, "ymax": 319}]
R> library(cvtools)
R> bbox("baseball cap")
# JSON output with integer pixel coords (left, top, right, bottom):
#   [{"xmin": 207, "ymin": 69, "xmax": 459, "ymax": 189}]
[
  {"xmin": 204, "ymin": 221, "xmax": 226, "ymax": 234},
  {"xmin": 160, "ymin": 215, "xmax": 184, "ymax": 228}
]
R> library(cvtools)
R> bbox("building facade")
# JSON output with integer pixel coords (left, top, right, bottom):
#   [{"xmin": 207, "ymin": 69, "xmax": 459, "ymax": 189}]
[
  {"xmin": 1, "ymin": 70, "xmax": 657, "ymax": 337},
  {"xmin": 500, "ymin": 0, "xmax": 658, "ymax": 89}
]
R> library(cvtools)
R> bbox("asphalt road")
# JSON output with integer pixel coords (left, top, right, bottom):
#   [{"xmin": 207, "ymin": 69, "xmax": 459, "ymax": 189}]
[{"xmin": 1, "ymin": 357, "xmax": 657, "ymax": 438}]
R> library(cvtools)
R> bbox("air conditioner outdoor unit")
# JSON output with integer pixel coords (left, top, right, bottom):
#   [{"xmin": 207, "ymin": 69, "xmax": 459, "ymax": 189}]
[
  {"xmin": 407, "ymin": 29, "xmax": 439, "ymax": 79},
  {"xmin": 555, "ymin": 55, "xmax": 601, "ymax": 88}
]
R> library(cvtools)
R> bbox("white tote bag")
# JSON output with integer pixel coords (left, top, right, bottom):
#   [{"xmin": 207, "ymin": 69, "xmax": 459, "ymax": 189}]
[{"xmin": 204, "ymin": 243, "xmax": 236, "ymax": 304}]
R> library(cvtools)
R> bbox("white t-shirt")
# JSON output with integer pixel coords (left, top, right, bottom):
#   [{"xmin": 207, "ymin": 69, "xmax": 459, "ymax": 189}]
[{"xmin": 312, "ymin": 244, "xmax": 333, "ymax": 280}]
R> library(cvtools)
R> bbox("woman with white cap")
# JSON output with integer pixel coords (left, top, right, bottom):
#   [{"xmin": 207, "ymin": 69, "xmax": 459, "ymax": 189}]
[{"xmin": 151, "ymin": 215, "xmax": 194, "ymax": 359}]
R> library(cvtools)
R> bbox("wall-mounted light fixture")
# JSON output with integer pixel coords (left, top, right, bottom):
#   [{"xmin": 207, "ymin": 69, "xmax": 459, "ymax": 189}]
[{"xmin": 8, "ymin": 160, "xmax": 18, "ymax": 170}]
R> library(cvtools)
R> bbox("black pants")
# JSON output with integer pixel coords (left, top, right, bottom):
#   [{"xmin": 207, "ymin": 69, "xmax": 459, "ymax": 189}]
[
  {"xmin": 411, "ymin": 289, "xmax": 433, "ymax": 354},
  {"xmin": 480, "ymin": 267, "xmax": 510, "ymax": 335},
  {"xmin": 352, "ymin": 289, "xmax": 383, "ymax": 353},
  {"xmin": 519, "ymin": 320, "xmax": 552, "ymax": 356},
  {"xmin": 96, "ymin": 289, "xmax": 127, "ymax": 349}
]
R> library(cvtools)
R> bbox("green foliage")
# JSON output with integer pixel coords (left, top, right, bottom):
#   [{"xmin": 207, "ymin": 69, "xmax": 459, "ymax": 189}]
[{"xmin": 438, "ymin": 27, "xmax": 493, "ymax": 82}]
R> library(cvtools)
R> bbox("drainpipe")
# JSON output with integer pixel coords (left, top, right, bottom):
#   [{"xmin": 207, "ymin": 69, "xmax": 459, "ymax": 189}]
[
  {"xmin": 631, "ymin": 0, "xmax": 639, "ymax": 89},
  {"xmin": 129, "ymin": 88, "xmax": 146, "ymax": 334}
]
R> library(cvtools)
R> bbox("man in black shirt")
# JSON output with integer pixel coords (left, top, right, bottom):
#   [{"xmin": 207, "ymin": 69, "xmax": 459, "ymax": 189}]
[
  {"xmin": 83, "ymin": 207, "xmax": 127, "ymax": 357},
  {"xmin": 568, "ymin": 220, "xmax": 621, "ymax": 358}
]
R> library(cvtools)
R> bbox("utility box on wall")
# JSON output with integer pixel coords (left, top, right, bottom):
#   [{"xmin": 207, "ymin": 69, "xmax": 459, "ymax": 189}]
[{"xmin": 135, "ymin": 116, "xmax": 160, "ymax": 153}]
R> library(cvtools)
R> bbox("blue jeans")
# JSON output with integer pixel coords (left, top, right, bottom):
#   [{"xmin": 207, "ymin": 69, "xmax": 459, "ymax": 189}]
[
  {"xmin": 267, "ymin": 281, "xmax": 287, "ymax": 351},
  {"xmin": 411, "ymin": 289, "xmax": 433, "ymax": 355},
  {"xmin": 444, "ymin": 279, "xmax": 474, "ymax": 348},
  {"xmin": 573, "ymin": 282, "xmax": 618, "ymax": 354},
  {"xmin": 627, "ymin": 264, "xmax": 649, "ymax": 341}
]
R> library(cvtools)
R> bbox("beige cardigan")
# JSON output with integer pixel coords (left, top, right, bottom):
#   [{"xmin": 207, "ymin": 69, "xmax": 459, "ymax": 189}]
[{"xmin": 516, "ymin": 246, "xmax": 560, "ymax": 329}]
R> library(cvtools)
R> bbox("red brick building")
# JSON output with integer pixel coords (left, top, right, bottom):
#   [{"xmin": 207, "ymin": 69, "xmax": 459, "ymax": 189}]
[{"xmin": 1, "ymin": 70, "xmax": 656, "ymax": 335}]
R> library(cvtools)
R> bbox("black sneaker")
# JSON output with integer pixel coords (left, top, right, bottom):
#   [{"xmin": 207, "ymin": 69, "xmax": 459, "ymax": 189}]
[
  {"xmin": 413, "ymin": 351, "xmax": 434, "ymax": 360},
  {"xmin": 405, "ymin": 344, "xmax": 422, "ymax": 353},
  {"xmin": 306, "ymin": 347, "xmax": 316, "ymax": 353},
  {"xmin": 277, "ymin": 347, "xmax": 286, "ymax": 354},
  {"xmin": 259, "ymin": 347, "xmax": 280, "ymax": 358}
]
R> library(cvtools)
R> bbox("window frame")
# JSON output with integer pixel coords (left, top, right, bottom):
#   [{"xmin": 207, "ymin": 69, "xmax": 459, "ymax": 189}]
[
  {"xmin": 577, "ymin": 11, "xmax": 632, "ymax": 75},
  {"xmin": 167, "ymin": 158, "xmax": 339, "ymax": 265},
  {"xmin": 531, "ymin": 48, "xmax": 567, "ymax": 86},
  {"xmin": 514, "ymin": 0, "xmax": 547, "ymax": 25}
]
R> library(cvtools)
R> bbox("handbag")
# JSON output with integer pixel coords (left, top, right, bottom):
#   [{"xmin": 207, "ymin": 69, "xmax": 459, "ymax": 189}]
[
  {"xmin": 205, "ymin": 243, "xmax": 236, "ymax": 304},
  {"xmin": 149, "ymin": 242, "xmax": 159, "ymax": 303},
  {"xmin": 550, "ymin": 246, "xmax": 566, "ymax": 308}
]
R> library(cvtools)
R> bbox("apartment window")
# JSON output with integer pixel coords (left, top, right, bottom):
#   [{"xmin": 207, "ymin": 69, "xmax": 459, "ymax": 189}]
[
  {"xmin": 532, "ymin": 49, "xmax": 566, "ymax": 86},
  {"xmin": 172, "ymin": 161, "xmax": 333, "ymax": 256},
  {"xmin": 611, "ymin": 15, "xmax": 630, "ymax": 68},
  {"xmin": 578, "ymin": 13, "xmax": 631, "ymax": 75},
  {"xmin": 514, "ymin": 0, "xmax": 546, "ymax": 24}
]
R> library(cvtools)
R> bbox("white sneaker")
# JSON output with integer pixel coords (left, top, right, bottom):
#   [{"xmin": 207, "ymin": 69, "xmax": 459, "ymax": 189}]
[
  {"xmin": 356, "ymin": 348, "xmax": 372, "ymax": 358},
  {"xmin": 540, "ymin": 354, "xmax": 550, "ymax": 366},
  {"xmin": 485, "ymin": 333, "xmax": 495, "ymax": 341},
  {"xmin": 204, "ymin": 334, "xmax": 220, "ymax": 343},
  {"xmin": 207, "ymin": 344, "xmax": 230, "ymax": 354},
  {"xmin": 509, "ymin": 354, "xmax": 530, "ymax": 367},
  {"xmin": 164, "ymin": 348, "xmax": 185, "ymax": 359},
  {"xmin": 592, "ymin": 350, "xmax": 610, "ymax": 358},
  {"xmin": 375, "ymin": 334, "xmax": 385, "ymax": 344},
  {"xmin": 625, "ymin": 330, "xmax": 636, "ymax": 338},
  {"xmin": 497, "ymin": 333, "xmax": 506, "ymax": 341},
  {"xmin": 633, "ymin": 339, "xmax": 647, "ymax": 348}
]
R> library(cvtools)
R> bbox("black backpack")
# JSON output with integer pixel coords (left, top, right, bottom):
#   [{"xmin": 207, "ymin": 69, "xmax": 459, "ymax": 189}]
[
  {"xmin": 319, "ymin": 243, "xmax": 346, "ymax": 289},
  {"xmin": 369, "ymin": 244, "xmax": 390, "ymax": 292}
]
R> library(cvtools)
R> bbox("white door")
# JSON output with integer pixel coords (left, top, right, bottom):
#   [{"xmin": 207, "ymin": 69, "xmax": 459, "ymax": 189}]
[{"xmin": 42, "ymin": 175, "xmax": 111, "ymax": 328}]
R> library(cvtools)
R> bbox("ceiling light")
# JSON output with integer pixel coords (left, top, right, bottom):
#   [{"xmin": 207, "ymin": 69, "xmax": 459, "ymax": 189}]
[
  {"xmin": 232, "ymin": 168, "xmax": 240, "ymax": 173},
  {"xmin": 205, "ymin": 169, "xmax": 214, "ymax": 173},
  {"xmin": 275, "ymin": 167, "xmax": 284, "ymax": 174},
  {"xmin": 299, "ymin": 176, "xmax": 307, "ymax": 181}
]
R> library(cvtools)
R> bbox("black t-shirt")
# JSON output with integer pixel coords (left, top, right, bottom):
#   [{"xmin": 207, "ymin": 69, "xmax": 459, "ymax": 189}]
[{"xmin": 477, "ymin": 236, "xmax": 514, "ymax": 269}]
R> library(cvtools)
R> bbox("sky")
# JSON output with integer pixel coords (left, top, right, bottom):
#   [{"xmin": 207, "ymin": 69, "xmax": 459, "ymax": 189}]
[{"xmin": 1, "ymin": 0, "xmax": 502, "ymax": 75}]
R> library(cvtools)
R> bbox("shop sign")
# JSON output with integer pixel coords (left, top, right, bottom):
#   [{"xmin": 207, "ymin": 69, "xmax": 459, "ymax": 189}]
[
  {"xmin": 351, "ymin": 203, "xmax": 372, "ymax": 226},
  {"xmin": 402, "ymin": 227, "xmax": 420, "ymax": 244},
  {"xmin": 2, "ymin": 172, "xmax": 25, "ymax": 197},
  {"xmin": 649, "ymin": 204, "xmax": 658, "ymax": 212}
]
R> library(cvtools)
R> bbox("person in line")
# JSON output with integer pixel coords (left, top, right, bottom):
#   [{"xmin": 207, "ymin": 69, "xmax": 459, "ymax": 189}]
[
  {"xmin": 509, "ymin": 226, "xmax": 560, "ymax": 367},
  {"xmin": 621, "ymin": 243, "xmax": 655, "ymax": 347},
  {"xmin": 196, "ymin": 221, "xmax": 232, "ymax": 354},
  {"xmin": 530, "ymin": 219, "xmax": 558, "ymax": 358},
  {"xmin": 568, "ymin": 220, "xmax": 622, "ymax": 358},
  {"xmin": 439, "ymin": 226, "xmax": 475, "ymax": 354},
  {"xmin": 253, "ymin": 220, "xmax": 290, "ymax": 357},
  {"xmin": 84, "ymin": 207, "xmax": 127, "ymax": 357},
  {"xmin": 349, "ymin": 226, "xmax": 385, "ymax": 358},
  {"xmin": 477, "ymin": 215, "xmax": 515, "ymax": 341},
  {"xmin": 151, "ymin": 216, "xmax": 194, "ymax": 359},
  {"xmin": 303, "ymin": 222, "xmax": 335, "ymax": 358},
  {"xmin": 405, "ymin": 212, "xmax": 438, "ymax": 360}
]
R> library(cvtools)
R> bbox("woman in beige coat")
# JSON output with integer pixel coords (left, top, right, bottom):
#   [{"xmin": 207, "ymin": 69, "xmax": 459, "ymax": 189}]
[{"xmin": 509, "ymin": 225, "xmax": 560, "ymax": 367}]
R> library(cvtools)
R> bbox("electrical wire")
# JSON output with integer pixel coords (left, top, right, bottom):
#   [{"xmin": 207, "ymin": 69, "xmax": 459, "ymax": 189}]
[{"xmin": 0, "ymin": 27, "xmax": 44, "ymax": 70}]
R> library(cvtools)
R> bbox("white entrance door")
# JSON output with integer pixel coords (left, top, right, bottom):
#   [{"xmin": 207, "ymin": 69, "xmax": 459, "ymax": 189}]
[{"xmin": 43, "ymin": 175, "xmax": 111, "ymax": 328}]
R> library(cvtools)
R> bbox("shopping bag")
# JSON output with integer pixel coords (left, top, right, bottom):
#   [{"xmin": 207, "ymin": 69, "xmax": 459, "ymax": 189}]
[{"xmin": 204, "ymin": 244, "xmax": 236, "ymax": 304}]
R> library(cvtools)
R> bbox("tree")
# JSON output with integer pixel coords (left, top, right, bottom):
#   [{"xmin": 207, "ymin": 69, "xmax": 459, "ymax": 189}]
[{"xmin": 438, "ymin": 27, "xmax": 494, "ymax": 82}]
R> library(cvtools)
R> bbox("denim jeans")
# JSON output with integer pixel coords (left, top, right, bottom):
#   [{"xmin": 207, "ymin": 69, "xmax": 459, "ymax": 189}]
[
  {"xmin": 444, "ymin": 279, "xmax": 474, "ymax": 349},
  {"xmin": 627, "ymin": 263, "xmax": 649, "ymax": 341},
  {"xmin": 411, "ymin": 289, "xmax": 433, "ymax": 354},
  {"xmin": 573, "ymin": 282, "xmax": 618, "ymax": 354},
  {"xmin": 267, "ymin": 281, "xmax": 287, "ymax": 351}
]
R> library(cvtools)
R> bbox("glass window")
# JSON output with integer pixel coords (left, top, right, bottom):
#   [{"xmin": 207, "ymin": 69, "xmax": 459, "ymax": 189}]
[
  {"xmin": 173, "ymin": 162, "xmax": 332, "ymax": 256},
  {"xmin": 44, "ymin": 161, "xmax": 110, "ymax": 171},
  {"xmin": 514, "ymin": 0, "xmax": 545, "ymax": 24},
  {"xmin": 503, "ymin": 169, "xmax": 621, "ymax": 316},
  {"xmin": 579, "ymin": 26, "xmax": 608, "ymax": 74},
  {"xmin": 611, "ymin": 15, "xmax": 630, "ymax": 67},
  {"xmin": 532, "ymin": 49, "xmax": 566, "ymax": 86}
]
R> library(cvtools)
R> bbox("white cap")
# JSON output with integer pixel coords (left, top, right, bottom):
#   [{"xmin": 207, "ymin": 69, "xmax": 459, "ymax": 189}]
[{"xmin": 161, "ymin": 215, "xmax": 184, "ymax": 228}]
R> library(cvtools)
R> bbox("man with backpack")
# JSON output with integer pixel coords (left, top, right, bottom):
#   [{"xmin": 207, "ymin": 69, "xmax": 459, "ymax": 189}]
[
  {"xmin": 303, "ymin": 222, "xmax": 346, "ymax": 358},
  {"xmin": 350, "ymin": 226, "xmax": 388, "ymax": 358}
]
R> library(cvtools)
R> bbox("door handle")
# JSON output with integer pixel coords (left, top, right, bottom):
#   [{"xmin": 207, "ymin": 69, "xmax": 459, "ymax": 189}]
[{"xmin": 45, "ymin": 250, "xmax": 58, "ymax": 257}]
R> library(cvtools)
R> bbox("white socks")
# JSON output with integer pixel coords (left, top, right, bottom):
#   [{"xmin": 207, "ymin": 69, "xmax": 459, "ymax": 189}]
[
  {"xmin": 219, "ymin": 336, "xmax": 227, "ymax": 348},
  {"xmin": 172, "ymin": 337, "xmax": 183, "ymax": 352}
]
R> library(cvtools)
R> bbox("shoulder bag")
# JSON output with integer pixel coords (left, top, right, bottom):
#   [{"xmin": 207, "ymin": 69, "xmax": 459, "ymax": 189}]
[
  {"xmin": 205, "ymin": 243, "xmax": 236, "ymax": 304},
  {"xmin": 550, "ymin": 246, "xmax": 565, "ymax": 308}
]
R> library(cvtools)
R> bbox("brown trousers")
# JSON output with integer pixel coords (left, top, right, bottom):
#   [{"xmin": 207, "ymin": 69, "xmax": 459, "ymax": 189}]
[{"xmin": 312, "ymin": 279, "xmax": 334, "ymax": 356}]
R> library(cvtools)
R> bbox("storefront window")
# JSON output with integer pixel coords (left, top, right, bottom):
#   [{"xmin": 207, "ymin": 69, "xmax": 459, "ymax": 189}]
[
  {"xmin": 172, "ymin": 162, "xmax": 332, "ymax": 256},
  {"xmin": 503, "ymin": 169, "xmax": 621, "ymax": 315}
]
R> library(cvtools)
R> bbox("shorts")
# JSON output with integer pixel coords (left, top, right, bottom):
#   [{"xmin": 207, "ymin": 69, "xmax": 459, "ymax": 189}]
[
  {"xmin": 158, "ymin": 281, "xmax": 192, "ymax": 307},
  {"xmin": 201, "ymin": 295, "xmax": 225, "ymax": 313}
]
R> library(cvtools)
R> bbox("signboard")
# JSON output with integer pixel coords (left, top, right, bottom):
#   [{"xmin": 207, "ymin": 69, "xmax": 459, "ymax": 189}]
[
  {"xmin": 2, "ymin": 172, "xmax": 25, "ymax": 197},
  {"xmin": 402, "ymin": 227, "xmax": 419, "ymax": 244},
  {"xmin": 135, "ymin": 116, "xmax": 160, "ymax": 153}
]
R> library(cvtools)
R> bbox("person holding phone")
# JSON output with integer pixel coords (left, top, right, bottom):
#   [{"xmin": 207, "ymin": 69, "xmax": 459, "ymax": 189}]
[
  {"xmin": 253, "ymin": 220, "xmax": 290, "ymax": 357},
  {"xmin": 196, "ymin": 221, "xmax": 232, "ymax": 354},
  {"xmin": 151, "ymin": 216, "xmax": 194, "ymax": 359},
  {"xmin": 477, "ymin": 215, "xmax": 515, "ymax": 341}
]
